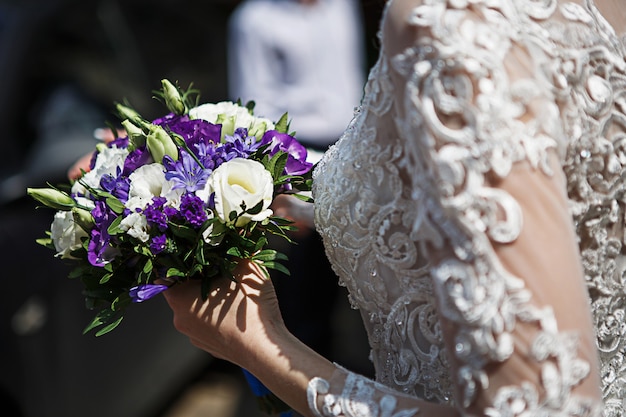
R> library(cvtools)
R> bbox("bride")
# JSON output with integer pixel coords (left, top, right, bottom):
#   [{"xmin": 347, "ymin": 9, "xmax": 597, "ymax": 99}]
[{"xmin": 162, "ymin": 0, "xmax": 626, "ymax": 415}]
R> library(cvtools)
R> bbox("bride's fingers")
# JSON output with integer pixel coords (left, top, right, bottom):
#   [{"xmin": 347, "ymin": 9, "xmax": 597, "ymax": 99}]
[
  {"xmin": 94, "ymin": 127, "xmax": 126, "ymax": 143},
  {"xmin": 67, "ymin": 152, "xmax": 94, "ymax": 180}
]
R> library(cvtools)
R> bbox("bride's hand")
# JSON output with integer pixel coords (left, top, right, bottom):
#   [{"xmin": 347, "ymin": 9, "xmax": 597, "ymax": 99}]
[{"xmin": 162, "ymin": 259, "xmax": 286, "ymax": 366}]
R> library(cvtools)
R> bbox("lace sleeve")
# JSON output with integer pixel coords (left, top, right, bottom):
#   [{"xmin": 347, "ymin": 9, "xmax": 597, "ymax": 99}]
[
  {"xmin": 308, "ymin": 365, "xmax": 422, "ymax": 417},
  {"xmin": 309, "ymin": 0, "xmax": 605, "ymax": 416},
  {"xmin": 385, "ymin": 0, "xmax": 603, "ymax": 415}
]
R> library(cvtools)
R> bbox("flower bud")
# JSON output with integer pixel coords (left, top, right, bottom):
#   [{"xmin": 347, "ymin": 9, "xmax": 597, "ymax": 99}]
[
  {"xmin": 217, "ymin": 114, "xmax": 236, "ymax": 141},
  {"xmin": 147, "ymin": 124, "xmax": 179, "ymax": 163},
  {"xmin": 248, "ymin": 121, "xmax": 269, "ymax": 141},
  {"xmin": 116, "ymin": 103, "xmax": 151, "ymax": 130},
  {"xmin": 122, "ymin": 119, "xmax": 146, "ymax": 148},
  {"xmin": 72, "ymin": 207, "xmax": 95, "ymax": 232},
  {"xmin": 116, "ymin": 103, "xmax": 140, "ymax": 121},
  {"xmin": 28, "ymin": 188, "xmax": 76, "ymax": 211},
  {"xmin": 161, "ymin": 79, "xmax": 185, "ymax": 115}
]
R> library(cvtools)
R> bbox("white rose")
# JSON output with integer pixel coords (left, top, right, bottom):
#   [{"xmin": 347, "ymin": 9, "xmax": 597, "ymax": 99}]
[
  {"xmin": 50, "ymin": 210, "xmax": 88, "ymax": 258},
  {"xmin": 199, "ymin": 158, "xmax": 273, "ymax": 227},
  {"xmin": 119, "ymin": 212, "xmax": 150, "ymax": 242},
  {"xmin": 189, "ymin": 102, "xmax": 274, "ymax": 138},
  {"xmin": 125, "ymin": 163, "xmax": 182, "ymax": 211}
]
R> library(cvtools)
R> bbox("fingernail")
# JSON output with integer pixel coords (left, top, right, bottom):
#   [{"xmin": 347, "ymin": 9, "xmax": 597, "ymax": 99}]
[{"xmin": 93, "ymin": 128, "xmax": 108, "ymax": 141}]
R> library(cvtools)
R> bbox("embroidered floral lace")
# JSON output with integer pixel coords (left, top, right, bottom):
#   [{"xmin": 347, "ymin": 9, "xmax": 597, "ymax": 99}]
[{"xmin": 310, "ymin": 0, "xmax": 626, "ymax": 416}]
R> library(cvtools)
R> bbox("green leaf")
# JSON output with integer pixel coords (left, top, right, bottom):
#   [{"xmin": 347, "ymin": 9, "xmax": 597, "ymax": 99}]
[
  {"xmin": 267, "ymin": 216, "xmax": 294, "ymax": 226},
  {"xmin": 105, "ymin": 196, "xmax": 125, "ymax": 214},
  {"xmin": 229, "ymin": 210, "xmax": 239, "ymax": 222},
  {"xmin": 169, "ymin": 222, "xmax": 198, "ymax": 241},
  {"xmin": 99, "ymin": 273, "xmax": 113, "ymax": 284},
  {"xmin": 107, "ymin": 215, "xmax": 124, "ymax": 235},
  {"xmin": 262, "ymin": 260, "xmax": 290, "ymax": 276},
  {"xmin": 166, "ymin": 268, "xmax": 186, "ymax": 278},
  {"xmin": 83, "ymin": 308, "xmax": 120, "ymax": 335},
  {"xmin": 190, "ymin": 263, "xmax": 205, "ymax": 276},
  {"xmin": 246, "ymin": 200, "xmax": 265, "ymax": 215},
  {"xmin": 253, "ymin": 236, "xmax": 269, "ymax": 252},
  {"xmin": 143, "ymin": 258, "xmax": 153, "ymax": 275},
  {"xmin": 275, "ymin": 112, "xmax": 289, "ymax": 133},
  {"xmin": 196, "ymin": 244, "xmax": 207, "ymax": 265},
  {"xmin": 252, "ymin": 249, "xmax": 287, "ymax": 262},
  {"xmin": 135, "ymin": 245, "xmax": 152, "ymax": 257},
  {"xmin": 138, "ymin": 259, "xmax": 153, "ymax": 283},
  {"xmin": 291, "ymin": 193, "xmax": 314, "ymax": 203},
  {"xmin": 95, "ymin": 315, "xmax": 124, "ymax": 337},
  {"xmin": 227, "ymin": 246, "xmax": 244, "ymax": 257},
  {"xmin": 267, "ymin": 152, "xmax": 288, "ymax": 181},
  {"xmin": 245, "ymin": 100, "xmax": 256, "ymax": 113},
  {"xmin": 35, "ymin": 238, "xmax": 55, "ymax": 250},
  {"xmin": 111, "ymin": 292, "xmax": 131, "ymax": 311}
]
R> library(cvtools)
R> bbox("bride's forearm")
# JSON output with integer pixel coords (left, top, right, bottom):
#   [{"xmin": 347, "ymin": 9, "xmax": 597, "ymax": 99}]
[
  {"xmin": 238, "ymin": 320, "xmax": 336, "ymax": 417},
  {"xmin": 237, "ymin": 322, "xmax": 461, "ymax": 417}
]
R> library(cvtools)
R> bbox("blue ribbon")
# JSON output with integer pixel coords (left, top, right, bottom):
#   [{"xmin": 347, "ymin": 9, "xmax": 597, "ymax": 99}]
[
  {"xmin": 241, "ymin": 368, "xmax": 271, "ymax": 396},
  {"xmin": 241, "ymin": 368, "xmax": 293, "ymax": 416}
]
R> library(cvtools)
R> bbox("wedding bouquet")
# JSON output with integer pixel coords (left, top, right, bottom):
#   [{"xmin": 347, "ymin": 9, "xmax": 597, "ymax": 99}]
[
  {"xmin": 28, "ymin": 79, "xmax": 313, "ymax": 415},
  {"xmin": 28, "ymin": 80, "xmax": 313, "ymax": 339}
]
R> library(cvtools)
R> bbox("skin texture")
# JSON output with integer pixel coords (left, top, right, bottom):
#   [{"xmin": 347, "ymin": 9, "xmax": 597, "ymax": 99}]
[{"xmin": 161, "ymin": 260, "xmax": 338, "ymax": 416}]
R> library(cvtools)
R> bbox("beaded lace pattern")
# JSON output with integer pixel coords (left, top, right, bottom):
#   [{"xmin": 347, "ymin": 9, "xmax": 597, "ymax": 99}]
[{"xmin": 309, "ymin": 0, "xmax": 626, "ymax": 416}]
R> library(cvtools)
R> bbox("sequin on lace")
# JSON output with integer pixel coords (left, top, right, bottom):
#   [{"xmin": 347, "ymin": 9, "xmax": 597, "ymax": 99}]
[{"xmin": 310, "ymin": 0, "xmax": 624, "ymax": 416}]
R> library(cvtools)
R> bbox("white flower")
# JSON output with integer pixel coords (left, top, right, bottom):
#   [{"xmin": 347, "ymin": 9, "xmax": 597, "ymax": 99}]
[
  {"xmin": 125, "ymin": 163, "xmax": 182, "ymax": 211},
  {"xmin": 50, "ymin": 210, "xmax": 88, "ymax": 258},
  {"xmin": 72, "ymin": 145, "xmax": 129, "ymax": 195},
  {"xmin": 119, "ymin": 212, "xmax": 150, "ymax": 242},
  {"xmin": 189, "ymin": 101, "xmax": 274, "ymax": 138},
  {"xmin": 198, "ymin": 158, "xmax": 274, "ymax": 227}
]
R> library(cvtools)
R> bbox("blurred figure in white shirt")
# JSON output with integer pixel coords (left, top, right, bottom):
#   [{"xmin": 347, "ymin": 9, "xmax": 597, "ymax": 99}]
[{"xmin": 228, "ymin": 0, "xmax": 364, "ymax": 156}]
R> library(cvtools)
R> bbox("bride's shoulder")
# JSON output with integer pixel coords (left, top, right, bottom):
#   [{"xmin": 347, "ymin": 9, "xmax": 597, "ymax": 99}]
[
  {"xmin": 381, "ymin": 0, "xmax": 467, "ymax": 55},
  {"xmin": 382, "ymin": 0, "xmax": 430, "ymax": 55}
]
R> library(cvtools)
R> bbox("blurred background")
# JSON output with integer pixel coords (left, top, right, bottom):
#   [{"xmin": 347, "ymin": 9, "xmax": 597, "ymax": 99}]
[{"xmin": 0, "ymin": 0, "xmax": 384, "ymax": 416}]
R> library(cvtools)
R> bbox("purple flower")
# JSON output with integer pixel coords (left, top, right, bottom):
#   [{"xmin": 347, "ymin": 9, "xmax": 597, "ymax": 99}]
[
  {"xmin": 87, "ymin": 200, "xmax": 118, "ymax": 266},
  {"xmin": 100, "ymin": 168, "xmax": 130, "ymax": 202},
  {"xmin": 108, "ymin": 135, "xmax": 129, "ymax": 149},
  {"xmin": 87, "ymin": 229, "xmax": 110, "ymax": 267},
  {"xmin": 163, "ymin": 151, "xmax": 211, "ymax": 192},
  {"xmin": 196, "ymin": 142, "xmax": 229, "ymax": 171},
  {"xmin": 261, "ymin": 130, "xmax": 312, "ymax": 175},
  {"xmin": 154, "ymin": 114, "xmax": 222, "ymax": 154},
  {"xmin": 179, "ymin": 193, "xmax": 208, "ymax": 227},
  {"xmin": 149, "ymin": 234, "xmax": 167, "ymax": 255},
  {"xmin": 123, "ymin": 146, "xmax": 152, "ymax": 175},
  {"xmin": 88, "ymin": 150, "xmax": 98, "ymax": 171},
  {"xmin": 143, "ymin": 197, "xmax": 168, "ymax": 230},
  {"xmin": 222, "ymin": 128, "xmax": 264, "ymax": 160},
  {"xmin": 152, "ymin": 113, "xmax": 187, "ymax": 127},
  {"xmin": 163, "ymin": 206, "xmax": 180, "ymax": 220},
  {"xmin": 129, "ymin": 283, "xmax": 169, "ymax": 303}
]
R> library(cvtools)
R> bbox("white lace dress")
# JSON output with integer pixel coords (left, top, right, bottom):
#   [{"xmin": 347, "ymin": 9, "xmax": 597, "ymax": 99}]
[{"xmin": 309, "ymin": 0, "xmax": 626, "ymax": 416}]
